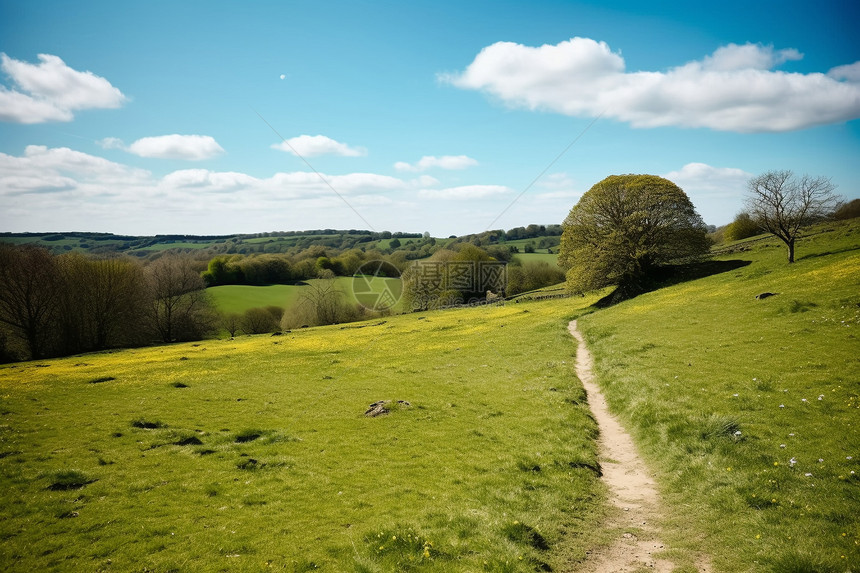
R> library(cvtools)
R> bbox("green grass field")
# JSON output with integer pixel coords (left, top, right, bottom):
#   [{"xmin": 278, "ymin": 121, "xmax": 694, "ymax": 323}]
[
  {"xmin": 578, "ymin": 219, "xmax": 860, "ymax": 572},
  {"xmin": 0, "ymin": 294, "xmax": 607, "ymax": 572}
]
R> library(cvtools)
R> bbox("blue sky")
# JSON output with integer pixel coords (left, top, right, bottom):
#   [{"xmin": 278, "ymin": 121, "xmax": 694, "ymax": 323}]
[{"xmin": 1, "ymin": 0, "xmax": 858, "ymax": 236}]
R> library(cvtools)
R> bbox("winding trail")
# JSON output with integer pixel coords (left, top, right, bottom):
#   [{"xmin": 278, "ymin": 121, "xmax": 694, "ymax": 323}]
[{"xmin": 568, "ymin": 320, "xmax": 706, "ymax": 572}]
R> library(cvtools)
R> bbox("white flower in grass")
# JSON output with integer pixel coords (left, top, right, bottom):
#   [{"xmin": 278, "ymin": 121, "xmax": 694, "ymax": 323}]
[
  {"xmin": 805, "ymin": 473, "xmax": 813, "ymax": 477},
  {"xmin": 818, "ymin": 459, "xmax": 824, "ymax": 463},
  {"xmin": 790, "ymin": 457, "xmax": 797, "ymax": 467},
  {"xmin": 779, "ymin": 404, "xmax": 785, "ymax": 408},
  {"xmin": 789, "ymin": 433, "xmax": 795, "ymax": 437},
  {"xmin": 818, "ymin": 395, "xmax": 824, "ymax": 401},
  {"xmin": 780, "ymin": 444, "xmax": 786, "ymax": 448},
  {"xmin": 801, "ymin": 398, "xmax": 808, "ymax": 403},
  {"xmin": 847, "ymin": 456, "xmax": 853, "ymax": 460}
]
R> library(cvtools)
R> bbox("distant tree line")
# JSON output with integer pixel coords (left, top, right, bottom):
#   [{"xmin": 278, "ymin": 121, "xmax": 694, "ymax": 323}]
[
  {"xmin": 200, "ymin": 239, "xmax": 521, "ymax": 287},
  {"xmin": 0, "ymin": 224, "xmax": 572, "ymax": 361},
  {"xmin": 0, "ymin": 224, "xmax": 564, "ymax": 258},
  {"xmin": 0, "ymin": 246, "xmax": 217, "ymax": 362}
]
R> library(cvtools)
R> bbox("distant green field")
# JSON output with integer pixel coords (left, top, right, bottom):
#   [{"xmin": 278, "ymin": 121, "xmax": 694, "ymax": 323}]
[
  {"xmin": 207, "ymin": 284, "xmax": 303, "ymax": 314},
  {"xmin": 208, "ymin": 276, "xmax": 406, "ymax": 315}
]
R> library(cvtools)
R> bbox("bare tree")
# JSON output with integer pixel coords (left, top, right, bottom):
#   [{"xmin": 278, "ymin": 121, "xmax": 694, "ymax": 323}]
[
  {"xmin": 745, "ymin": 170, "xmax": 840, "ymax": 263},
  {"xmin": 282, "ymin": 273, "xmax": 360, "ymax": 328},
  {"xmin": 56, "ymin": 253, "xmax": 147, "ymax": 353},
  {"xmin": 221, "ymin": 312, "xmax": 242, "ymax": 337},
  {"xmin": 0, "ymin": 245, "xmax": 60, "ymax": 359},
  {"xmin": 146, "ymin": 256, "xmax": 216, "ymax": 342}
]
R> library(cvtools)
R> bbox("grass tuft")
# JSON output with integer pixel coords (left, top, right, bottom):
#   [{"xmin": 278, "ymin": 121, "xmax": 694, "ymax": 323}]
[
  {"xmin": 697, "ymin": 414, "xmax": 741, "ymax": 440},
  {"xmin": 47, "ymin": 469, "xmax": 94, "ymax": 491},
  {"xmin": 236, "ymin": 457, "xmax": 260, "ymax": 470},
  {"xmin": 768, "ymin": 551, "xmax": 840, "ymax": 573},
  {"xmin": 131, "ymin": 418, "xmax": 166, "ymax": 429},
  {"xmin": 501, "ymin": 520, "xmax": 550, "ymax": 551},
  {"xmin": 233, "ymin": 429, "xmax": 262, "ymax": 443}
]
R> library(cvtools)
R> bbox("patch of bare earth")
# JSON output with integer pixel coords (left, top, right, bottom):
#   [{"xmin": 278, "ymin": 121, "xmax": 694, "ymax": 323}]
[{"xmin": 568, "ymin": 320, "xmax": 710, "ymax": 573}]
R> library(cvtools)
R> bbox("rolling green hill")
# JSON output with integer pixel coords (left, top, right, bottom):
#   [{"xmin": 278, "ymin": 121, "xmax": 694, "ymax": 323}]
[
  {"xmin": 1, "ymin": 219, "xmax": 857, "ymax": 571},
  {"xmin": 579, "ymin": 219, "xmax": 860, "ymax": 571}
]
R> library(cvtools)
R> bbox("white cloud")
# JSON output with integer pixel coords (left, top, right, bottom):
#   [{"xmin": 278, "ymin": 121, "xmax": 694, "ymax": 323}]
[
  {"xmin": 126, "ymin": 134, "xmax": 225, "ymax": 160},
  {"xmin": 418, "ymin": 184, "xmax": 511, "ymax": 200},
  {"xmin": 443, "ymin": 39, "xmax": 860, "ymax": 132},
  {"xmin": 828, "ymin": 62, "xmax": 860, "ymax": 82},
  {"xmin": 394, "ymin": 155, "xmax": 479, "ymax": 172},
  {"xmin": 411, "ymin": 174, "xmax": 440, "ymax": 187},
  {"xmin": 161, "ymin": 169, "xmax": 257, "ymax": 192},
  {"xmin": 663, "ymin": 162, "xmax": 752, "ymax": 193},
  {"xmin": 0, "ymin": 146, "xmax": 414, "ymax": 211},
  {"xmin": 662, "ymin": 162, "xmax": 754, "ymax": 225},
  {"xmin": 96, "ymin": 137, "xmax": 126, "ymax": 150},
  {"xmin": 0, "ymin": 53, "xmax": 126, "ymax": 123},
  {"xmin": 0, "ymin": 145, "xmax": 150, "ymax": 194},
  {"xmin": 0, "ymin": 146, "xmax": 524, "ymax": 234},
  {"xmin": 272, "ymin": 134, "xmax": 366, "ymax": 157},
  {"xmin": 702, "ymin": 43, "xmax": 802, "ymax": 71}
]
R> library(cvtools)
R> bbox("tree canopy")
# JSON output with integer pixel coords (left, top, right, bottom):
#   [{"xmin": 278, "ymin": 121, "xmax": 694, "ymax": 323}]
[{"xmin": 559, "ymin": 174, "xmax": 709, "ymax": 300}]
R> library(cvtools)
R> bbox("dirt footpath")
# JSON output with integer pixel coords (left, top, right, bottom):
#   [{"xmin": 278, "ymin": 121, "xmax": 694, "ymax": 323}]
[{"xmin": 568, "ymin": 320, "xmax": 710, "ymax": 573}]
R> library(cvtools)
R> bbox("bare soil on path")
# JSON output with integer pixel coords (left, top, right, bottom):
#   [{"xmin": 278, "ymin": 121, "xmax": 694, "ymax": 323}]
[{"xmin": 568, "ymin": 320, "xmax": 710, "ymax": 573}]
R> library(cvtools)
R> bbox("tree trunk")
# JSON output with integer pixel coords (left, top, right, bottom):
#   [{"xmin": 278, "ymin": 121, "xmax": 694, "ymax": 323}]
[{"xmin": 787, "ymin": 238, "xmax": 795, "ymax": 263}]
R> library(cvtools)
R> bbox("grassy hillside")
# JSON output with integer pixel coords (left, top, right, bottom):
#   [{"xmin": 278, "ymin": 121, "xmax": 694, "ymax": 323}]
[
  {"xmin": 578, "ymin": 219, "xmax": 860, "ymax": 572},
  {"xmin": 2, "ymin": 220, "xmax": 857, "ymax": 572},
  {"xmin": 0, "ymin": 294, "xmax": 607, "ymax": 572}
]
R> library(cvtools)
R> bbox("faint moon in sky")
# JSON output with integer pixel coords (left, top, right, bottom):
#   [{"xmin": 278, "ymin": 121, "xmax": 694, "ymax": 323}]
[{"xmin": 280, "ymin": 74, "xmax": 286, "ymax": 80}]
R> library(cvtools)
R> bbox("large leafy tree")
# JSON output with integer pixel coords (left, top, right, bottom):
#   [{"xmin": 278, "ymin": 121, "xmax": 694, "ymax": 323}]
[
  {"xmin": 559, "ymin": 174, "xmax": 710, "ymax": 299},
  {"xmin": 745, "ymin": 170, "xmax": 840, "ymax": 263}
]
